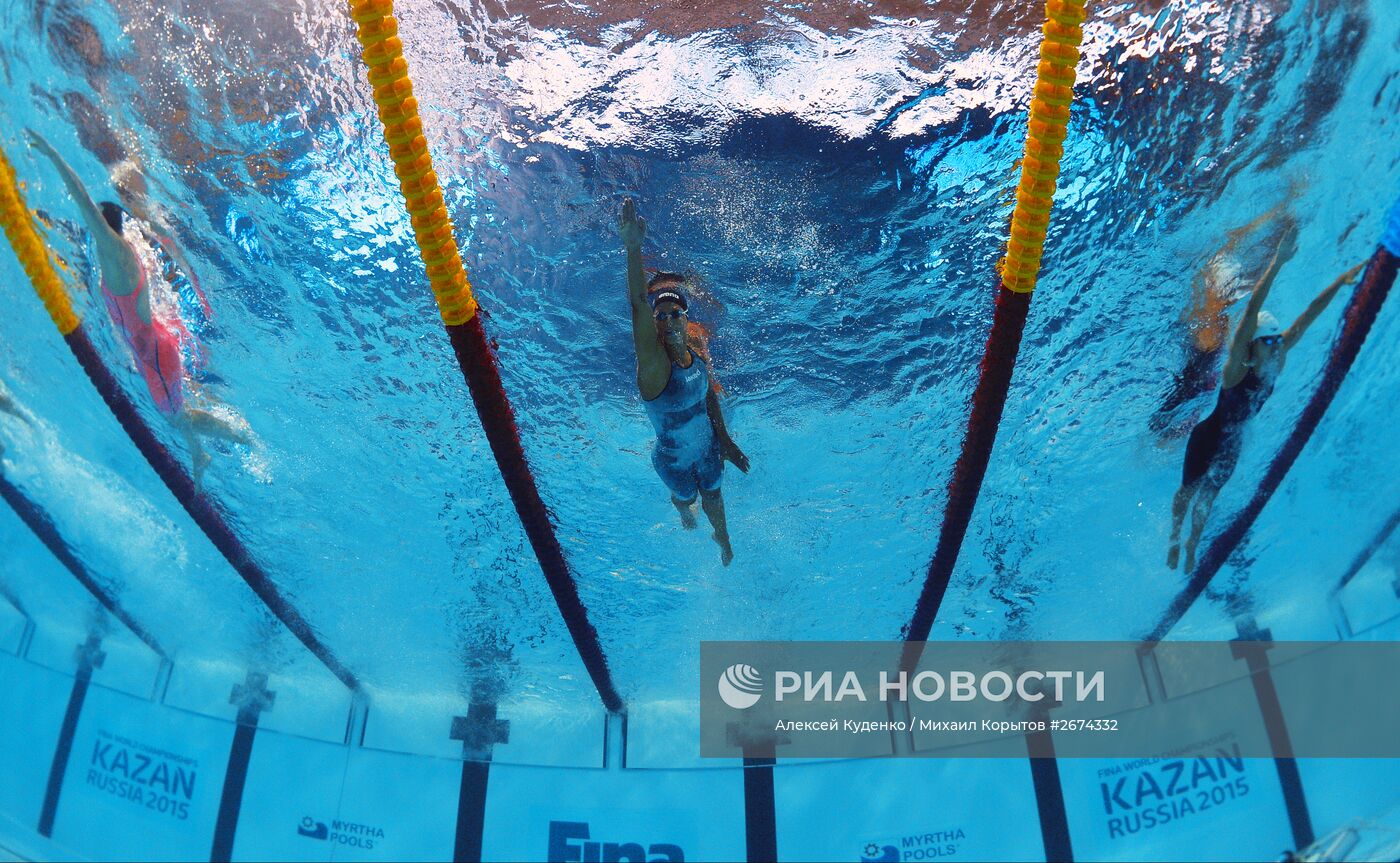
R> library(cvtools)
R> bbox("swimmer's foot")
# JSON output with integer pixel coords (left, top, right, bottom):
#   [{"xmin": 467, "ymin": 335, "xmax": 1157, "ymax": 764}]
[
  {"xmin": 1166, "ymin": 543, "xmax": 1180, "ymax": 570},
  {"xmin": 192, "ymin": 449, "xmax": 212, "ymax": 493},
  {"xmin": 714, "ymin": 531, "xmax": 733, "ymax": 567},
  {"xmin": 1183, "ymin": 547, "xmax": 1196, "ymax": 573}
]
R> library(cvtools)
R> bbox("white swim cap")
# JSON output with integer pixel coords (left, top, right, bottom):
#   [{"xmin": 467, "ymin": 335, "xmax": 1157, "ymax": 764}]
[{"xmin": 1256, "ymin": 310, "xmax": 1281, "ymax": 336}]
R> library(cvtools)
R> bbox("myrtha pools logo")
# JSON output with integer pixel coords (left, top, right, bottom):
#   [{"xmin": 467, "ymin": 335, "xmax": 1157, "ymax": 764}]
[
  {"xmin": 297, "ymin": 817, "xmax": 329, "ymax": 840},
  {"xmin": 860, "ymin": 843, "xmax": 899, "ymax": 862},
  {"xmin": 717, "ymin": 664, "xmax": 763, "ymax": 709},
  {"xmin": 296, "ymin": 815, "xmax": 384, "ymax": 849}
]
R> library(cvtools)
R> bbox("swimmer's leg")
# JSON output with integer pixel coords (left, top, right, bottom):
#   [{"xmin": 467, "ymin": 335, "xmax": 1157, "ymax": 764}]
[
  {"xmin": 672, "ymin": 495, "xmax": 698, "ymax": 530},
  {"xmin": 177, "ymin": 419, "xmax": 213, "ymax": 491},
  {"xmin": 699, "ymin": 487, "xmax": 733, "ymax": 567},
  {"xmin": 183, "ymin": 381, "xmax": 255, "ymax": 445},
  {"xmin": 0, "ymin": 388, "xmax": 32, "ymax": 426},
  {"xmin": 1167, "ymin": 481, "xmax": 1197, "ymax": 570},
  {"xmin": 1183, "ymin": 480, "xmax": 1223, "ymax": 573},
  {"xmin": 183, "ymin": 407, "xmax": 254, "ymax": 446},
  {"xmin": 177, "ymin": 407, "xmax": 253, "ymax": 490}
]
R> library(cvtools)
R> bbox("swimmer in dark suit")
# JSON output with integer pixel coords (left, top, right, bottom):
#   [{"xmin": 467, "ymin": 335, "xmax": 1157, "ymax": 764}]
[
  {"xmin": 1151, "ymin": 203, "xmax": 1293, "ymax": 439},
  {"xmin": 619, "ymin": 198, "xmax": 749, "ymax": 565},
  {"xmin": 1167, "ymin": 222, "xmax": 1365, "ymax": 571}
]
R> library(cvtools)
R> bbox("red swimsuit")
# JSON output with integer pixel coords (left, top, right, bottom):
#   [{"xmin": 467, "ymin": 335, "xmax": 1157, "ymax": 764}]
[{"xmin": 100, "ymin": 263, "xmax": 186, "ymax": 416}]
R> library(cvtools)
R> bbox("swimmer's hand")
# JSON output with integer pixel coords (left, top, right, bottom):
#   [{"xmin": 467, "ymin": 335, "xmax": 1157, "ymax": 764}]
[
  {"xmin": 25, "ymin": 129, "xmax": 60, "ymax": 160},
  {"xmin": 721, "ymin": 437, "xmax": 750, "ymax": 474},
  {"xmin": 619, "ymin": 197, "xmax": 645, "ymax": 250},
  {"xmin": 1274, "ymin": 218, "xmax": 1300, "ymax": 265}
]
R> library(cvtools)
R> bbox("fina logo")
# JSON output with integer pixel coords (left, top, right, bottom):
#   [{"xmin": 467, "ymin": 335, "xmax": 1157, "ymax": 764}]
[{"xmin": 718, "ymin": 664, "xmax": 763, "ymax": 709}]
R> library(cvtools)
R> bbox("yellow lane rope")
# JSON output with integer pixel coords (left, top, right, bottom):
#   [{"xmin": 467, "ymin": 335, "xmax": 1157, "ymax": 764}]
[
  {"xmin": 1000, "ymin": 0, "xmax": 1089, "ymax": 294},
  {"xmin": 0, "ymin": 143, "xmax": 81, "ymax": 334},
  {"xmin": 346, "ymin": 0, "xmax": 477, "ymax": 325}
]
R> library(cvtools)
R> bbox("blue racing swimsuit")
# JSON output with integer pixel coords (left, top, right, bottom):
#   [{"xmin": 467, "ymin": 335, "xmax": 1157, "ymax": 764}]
[
  {"xmin": 1181, "ymin": 339, "xmax": 1282, "ymax": 487},
  {"xmin": 644, "ymin": 351, "xmax": 721, "ymax": 502}
]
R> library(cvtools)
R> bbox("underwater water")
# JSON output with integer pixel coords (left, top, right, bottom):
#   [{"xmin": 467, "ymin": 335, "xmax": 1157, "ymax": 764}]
[{"xmin": 0, "ymin": 0, "xmax": 1399, "ymax": 859}]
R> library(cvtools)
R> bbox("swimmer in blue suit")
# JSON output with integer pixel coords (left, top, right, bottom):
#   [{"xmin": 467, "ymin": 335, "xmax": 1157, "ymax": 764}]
[
  {"xmin": 619, "ymin": 198, "xmax": 749, "ymax": 565},
  {"xmin": 1167, "ymin": 222, "xmax": 1365, "ymax": 571}
]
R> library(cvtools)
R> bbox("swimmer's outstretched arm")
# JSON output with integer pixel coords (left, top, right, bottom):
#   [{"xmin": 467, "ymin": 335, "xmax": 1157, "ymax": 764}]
[
  {"xmin": 1222, "ymin": 222, "xmax": 1295, "ymax": 388},
  {"xmin": 1216, "ymin": 195, "xmax": 1296, "ymax": 258},
  {"xmin": 25, "ymin": 130, "xmax": 142, "ymax": 296},
  {"xmin": 1281, "ymin": 261, "xmax": 1366, "ymax": 353},
  {"xmin": 620, "ymin": 198, "xmax": 670, "ymax": 397}
]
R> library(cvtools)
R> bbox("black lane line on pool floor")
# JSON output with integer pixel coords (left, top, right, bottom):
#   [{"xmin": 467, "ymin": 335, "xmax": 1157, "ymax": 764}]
[
  {"xmin": 38, "ymin": 634, "xmax": 104, "ymax": 837},
  {"xmin": 209, "ymin": 673, "xmax": 275, "ymax": 862},
  {"xmin": 1231, "ymin": 637, "xmax": 1314, "ymax": 851},
  {"xmin": 1333, "ymin": 503, "xmax": 1400, "ymax": 596},
  {"xmin": 0, "ymin": 473, "xmax": 168, "ymax": 660},
  {"xmin": 1150, "ymin": 246, "xmax": 1398, "ymax": 642},
  {"xmin": 743, "ymin": 752, "xmax": 778, "ymax": 863},
  {"xmin": 1325, "ymin": 502, "xmax": 1400, "ymax": 637},
  {"xmin": 451, "ymin": 700, "xmax": 509, "ymax": 862},
  {"xmin": 454, "ymin": 761, "xmax": 490, "ymax": 863},
  {"xmin": 0, "ymin": 576, "xmax": 34, "ymax": 656},
  {"xmin": 209, "ymin": 722, "xmax": 257, "ymax": 863},
  {"xmin": 1026, "ymin": 728, "xmax": 1074, "ymax": 863},
  {"xmin": 61, "ymin": 328, "xmax": 360, "ymax": 693}
]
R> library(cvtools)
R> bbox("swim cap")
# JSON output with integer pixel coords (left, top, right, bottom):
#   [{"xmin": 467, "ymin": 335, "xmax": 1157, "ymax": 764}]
[
  {"xmin": 647, "ymin": 286, "xmax": 688, "ymax": 310},
  {"xmin": 1256, "ymin": 310, "xmax": 1281, "ymax": 336}
]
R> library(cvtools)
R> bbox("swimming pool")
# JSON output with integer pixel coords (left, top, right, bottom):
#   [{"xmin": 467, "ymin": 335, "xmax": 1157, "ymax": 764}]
[{"xmin": 1, "ymin": 0, "xmax": 1398, "ymax": 859}]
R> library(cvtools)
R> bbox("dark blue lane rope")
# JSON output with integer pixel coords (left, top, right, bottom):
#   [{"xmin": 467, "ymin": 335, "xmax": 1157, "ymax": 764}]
[
  {"xmin": 1150, "ymin": 228, "xmax": 1400, "ymax": 642},
  {"xmin": 62, "ymin": 327, "xmax": 359, "ymax": 691},
  {"xmin": 0, "ymin": 472, "xmax": 166, "ymax": 659},
  {"xmin": 447, "ymin": 317, "xmax": 623, "ymax": 713},
  {"xmin": 902, "ymin": 286, "xmax": 1031, "ymax": 668}
]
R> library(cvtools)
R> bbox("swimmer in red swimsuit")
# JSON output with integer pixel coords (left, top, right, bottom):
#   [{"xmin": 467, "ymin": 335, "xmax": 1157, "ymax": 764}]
[{"xmin": 29, "ymin": 131, "xmax": 252, "ymax": 487}]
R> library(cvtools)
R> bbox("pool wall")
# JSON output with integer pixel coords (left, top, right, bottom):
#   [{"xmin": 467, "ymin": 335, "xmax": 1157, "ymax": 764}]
[{"xmin": 3, "ymin": 604, "xmax": 1399, "ymax": 862}]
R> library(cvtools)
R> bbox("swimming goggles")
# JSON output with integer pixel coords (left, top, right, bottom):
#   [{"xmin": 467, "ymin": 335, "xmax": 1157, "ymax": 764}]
[
  {"xmin": 1257, "ymin": 333, "xmax": 1283, "ymax": 346},
  {"xmin": 654, "ymin": 309, "xmax": 687, "ymax": 322}
]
